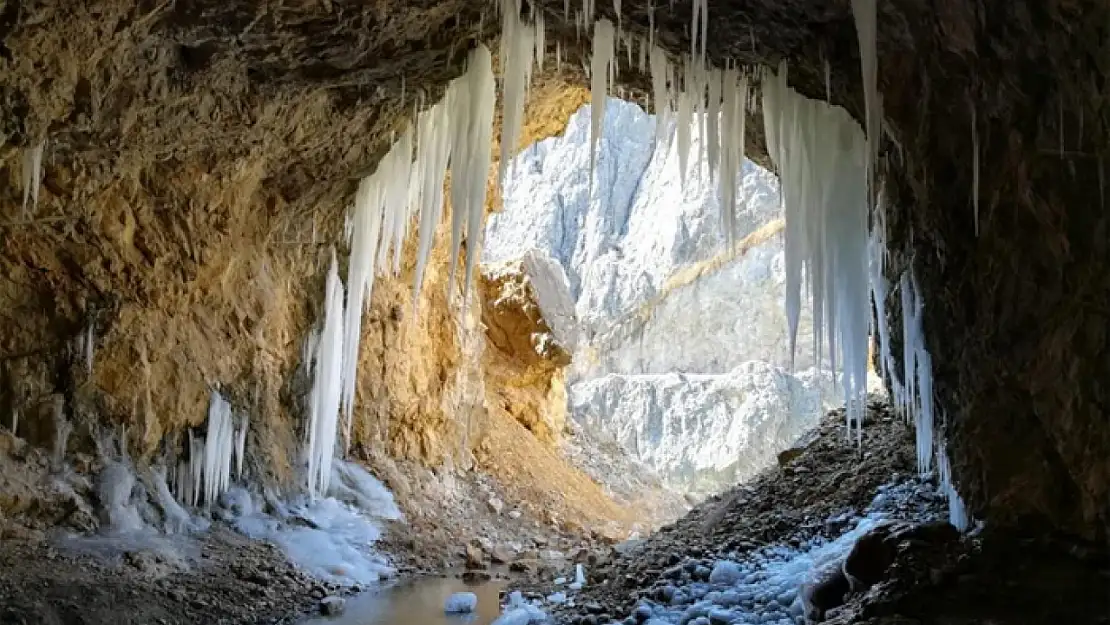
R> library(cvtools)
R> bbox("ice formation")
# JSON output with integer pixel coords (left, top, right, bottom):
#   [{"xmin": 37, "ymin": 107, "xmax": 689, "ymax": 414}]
[
  {"xmin": 445, "ymin": 592, "xmax": 479, "ymax": 613},
  {"xmin": 99, "ymin": 460, "xmax": 146, "ymax": 533},
  {"xmin": 850, "ymin": 0, "xmax": 880, "ymax": 201},
  {"xmin": 170, "ymin": 390, "xmax": 249, "ymax": 508},
  {"xmin": 762, "ymin": 65, "xmax": 870, "ymax": 442},
  {"xmin": 305, "ymin": 252, "xmax": 346, "ymax": 498},
  {"xmin": 589, "ymin": 18, "xmax": 616, "ymax": 190},
  {"xmin": 21, "ymin": 141, "xmax": 44, "ymax": 216},
  {"xmin": 499, "ymin": 0, "xmax": 536, "ymax": 188},
  {"xmin": 232, "ymin": 460, "xmax": 401, "ymax": 587}
]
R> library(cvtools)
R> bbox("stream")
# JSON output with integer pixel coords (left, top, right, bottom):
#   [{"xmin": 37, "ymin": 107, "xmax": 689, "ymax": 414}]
[{"xmin": 300, "ymin": 574, "xmax": 510, "ymax": 625}]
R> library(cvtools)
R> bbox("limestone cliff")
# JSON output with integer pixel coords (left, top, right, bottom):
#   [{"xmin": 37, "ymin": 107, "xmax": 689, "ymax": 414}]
[{"xmin": 485, "ymin": 98, "xmax": 845, "ymax": 497}]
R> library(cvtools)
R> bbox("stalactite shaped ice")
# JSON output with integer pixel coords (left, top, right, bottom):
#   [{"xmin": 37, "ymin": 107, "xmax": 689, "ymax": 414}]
[
  {"xmin": 649, "ymin": 45, "xmax": 671, "ymax": 150},
  {"xmin": 850, "ymin": 0, "xmax": 880, "ymax": 203},
  {"xmin": 761, "ymin": 66, "xmax": 870, "ymax": 441},
  {"xmin": 534, "ymin": 10, "xmax": 546, "ymax": 73},
  {"xmin": 589, "ymin": 18, "xmax": 616, "ymax": 191},
  {"xmin": 21, "ymin": 141, "xmax": 44, "ymax": 216},
  {"xmin": 413, "ymin": 98, "xmax": 453, "ymax": 302},
  {"xmin": 706, "ymin": 67, "xmax": 722, "ymax": 180},
  {"xmin": 498, "ymin": 0, "xmax": 536, "ymax": 188},
  {"xmin": 676, "ymin": 63, "xmax": 694, "ymax": 186},
  {"xmin": 718, "ymin": 67, "xmax": 748, "ymax": 245},
  {"xmin": 305, "ymin": 251, "xmax": 346, "ymax": 498},
  {"xmin": 935, "ymin": 437, "xmax": 969, "ymax": 531},
  {"xmin": 341, "ymin": 177, "xmax": 384, "ymax": 441},
  {"xmin": 235, "ymin": 414, "xmax": 249, "ymax": 480},
  {"xmin": 456, "ymin": 45, "xmax": 498, "ymax": 297}
]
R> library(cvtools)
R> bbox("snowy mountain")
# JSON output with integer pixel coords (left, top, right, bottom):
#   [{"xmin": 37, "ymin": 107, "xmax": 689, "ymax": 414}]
[{"xmin": 484, "ymin": 98, "xmax": 840, "ymax": 496}]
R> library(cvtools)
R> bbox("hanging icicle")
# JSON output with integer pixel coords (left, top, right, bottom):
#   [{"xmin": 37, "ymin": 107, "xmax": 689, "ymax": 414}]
[
  {"xmin": 762, "ymin": 65, "xmax": 870, "ymax": 442},
  {"xmin": 589, "ymin": 18, "xmax": 616, "ymax": 191}
]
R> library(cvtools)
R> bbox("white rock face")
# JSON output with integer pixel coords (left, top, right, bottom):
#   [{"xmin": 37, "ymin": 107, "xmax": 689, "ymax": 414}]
[
  {"xmin": 570, "ymin": 363, "xmax": 835, "ymax": 497},
  {"xmin": 486, "ymin": 99, "xmax": 784, "ymax": 345},
  {"xmin": 485, "ymin": 98, "xmax": 854, "ymax": 497}
]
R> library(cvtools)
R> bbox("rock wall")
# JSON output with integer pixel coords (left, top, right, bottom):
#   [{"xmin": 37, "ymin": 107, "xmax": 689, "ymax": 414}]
[
  {"xmin": 571, "ymin": 363, "xmax": 834, "ymax": 498},
  {"xmin": 486, "ymin": 98, "xmax": 845, "ymax": 496}
]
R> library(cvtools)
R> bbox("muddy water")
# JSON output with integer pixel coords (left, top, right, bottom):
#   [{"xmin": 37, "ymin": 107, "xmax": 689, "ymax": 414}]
[{"xmin": 300, "ymin": 575, "xmax": 510, "ymax": 625}]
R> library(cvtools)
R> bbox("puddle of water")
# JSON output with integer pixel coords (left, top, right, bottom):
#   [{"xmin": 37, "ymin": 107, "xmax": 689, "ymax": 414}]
[{"xmin": 301, "ymin": 575, "xmax": 510, "ymax": 625}]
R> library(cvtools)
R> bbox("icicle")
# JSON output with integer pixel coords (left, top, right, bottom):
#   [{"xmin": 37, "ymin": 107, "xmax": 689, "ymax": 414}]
[
  {"xmin": 305, "ymin": 251, "xmax": 346, "ymax": 498},
  {"xmin": 850, "ymin": 0, "xmax": 879, "ymax": 206},
  {"xmin": 936, "ymin": 438, "xmax": 969, "ymax": 531},
  {"xmin": 235, "ymin": 415, "xmax": 249, "ymax": 480},
  {"xmin": 341, "ymin": 177, "xmax": 384, "ymax": 437},
  {"xmin": 498, "ymin": 0, "xmax": 536, "ymax": 187},
  {"xmin": 21, "ymin": 141, "xmax": 44, "ymax": 217},
  {"xmin": 706, "ymin": 67, "xmax": 722, "ymax": 180},
  {"xmin": 589, "ymin": 19, "xmax": 616, "ymax": 191},
  {"xmin": 614, "ymin": 0, "xmax": 621, "ymax": 29},
  {"xmin": 84, "ymin": 321, "xmax": 95, "ymax": 375},
  {"xmin": 676, "ymin": 63, "xmax": 693, "ymax": 187},
  {"xmin": 457, "ymin": 45, "xmax": 498, "ymax": 299},
  {"xmin": 637, "ymin": 35, "xmax": 647, "ymax": 72},
  {"xmin": 971, "ymin": 100, "xmax": 980, "ymax": 237},
  {"xmin": 718, "ymin": 68, "xmax": 747, "ymax": 246},
  {"xmin": 556, "ymin": 40, "xmax": 562, "ymax": 71},
  {"xmin": 534, "ymin": 10, "xmax": 546, "ymax": 73},
  {"xmin": 824, "ymin": 58, "xmax": 832, "ymax": 101},
  {"xmin": 762, "ymin": 65, "xmax": 870, "ymax": 440},
  {"xmin": 201, "ymin": 390, "xmax": 236, "ymax": 508},
  {"xmin": 649, "ymin": 45, "xmax": 670, "ymax": 149}
]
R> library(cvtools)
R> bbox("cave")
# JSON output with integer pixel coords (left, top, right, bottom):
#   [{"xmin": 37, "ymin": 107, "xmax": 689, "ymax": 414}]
[{"xmin": 0, "ymin": 0, "xmax": 1108, "ymax": 623}]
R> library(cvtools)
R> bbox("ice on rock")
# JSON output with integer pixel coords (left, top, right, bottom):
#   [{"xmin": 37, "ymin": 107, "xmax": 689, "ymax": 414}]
[
  {"xmin": 708, "ymin": 560, "xmax": 743, "ymax": 585},
  {"xmin": 445, "ymin": 592, "xmax": 479, "ymax": 613},
  {"xmin": 231, "ymin": 462, "xmax": 398, "ymax": 587},
  {"xmin": 546, "ymin": 592, "xmax": 567, "ymax": 604},
  {"xmin": 98, "ymin": 460, "xmax": 146, "ymax": 533},
  {"xmin": 494, "ymin": 604, "xmax": 548, "ymax": 625}
]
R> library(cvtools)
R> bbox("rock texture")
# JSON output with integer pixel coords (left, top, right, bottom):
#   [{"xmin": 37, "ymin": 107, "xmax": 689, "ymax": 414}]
[
  {"xmin": 478, "ymin": 252, "xmax": 573, "ymax": 444},
  {"xmin": 0, "ymin": 0, "xmax": 1106, "ymax": 544},
  {"xmin": 571, "ymin": 363, "xmax": 835, "ymax": 497}
]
